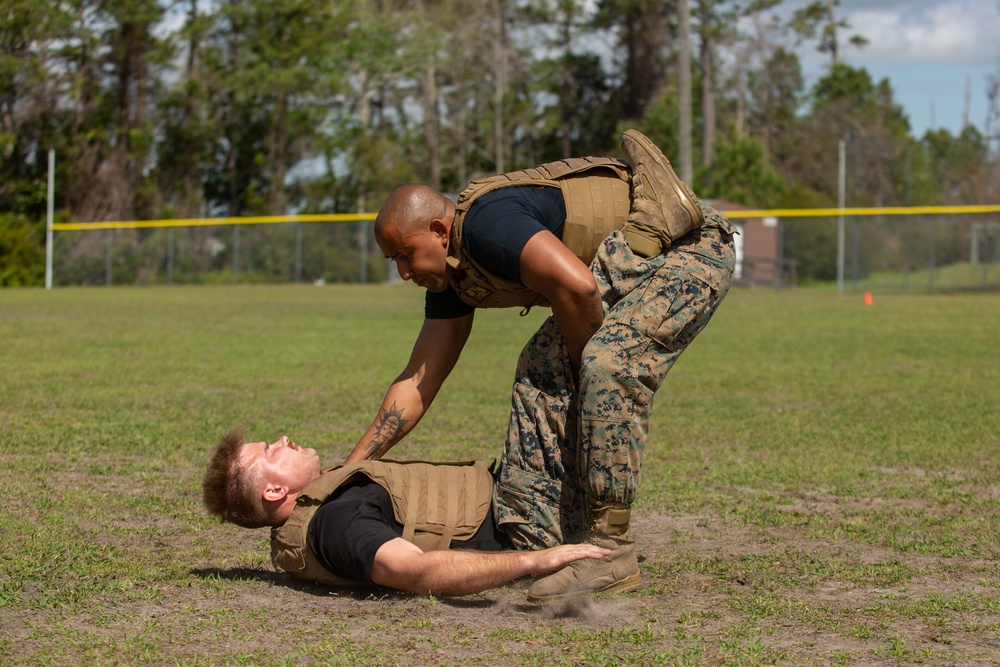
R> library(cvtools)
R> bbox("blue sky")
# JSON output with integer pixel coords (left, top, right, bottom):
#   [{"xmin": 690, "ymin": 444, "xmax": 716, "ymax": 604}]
[{"xmin": 784, "ymin": 0, "xmax": 1000, "ymax": 138}]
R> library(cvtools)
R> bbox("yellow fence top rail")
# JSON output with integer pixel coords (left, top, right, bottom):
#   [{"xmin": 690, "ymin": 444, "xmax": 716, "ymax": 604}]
[
  {"xmin": 50, "ymin": 205, "xmax": 1000, "ymax": 231},
  {"xmin": 52, "ymin": 213, "xmax": 377, "ymax": 231},
  {"xmin": 722, "ymin": 204, "xmax": 1000, "ymax": 219}
]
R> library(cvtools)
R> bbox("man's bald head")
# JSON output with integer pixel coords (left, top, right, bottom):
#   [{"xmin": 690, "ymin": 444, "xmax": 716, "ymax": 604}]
[{"xmin": 375, "ymin": 184, "xmax": 453, "ymax": 239}]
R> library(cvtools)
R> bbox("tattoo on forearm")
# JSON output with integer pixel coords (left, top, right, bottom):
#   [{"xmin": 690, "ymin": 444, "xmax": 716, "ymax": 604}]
[{"xmin": 365, "ymin": 401, "xmax": 410, "ymax": 457}]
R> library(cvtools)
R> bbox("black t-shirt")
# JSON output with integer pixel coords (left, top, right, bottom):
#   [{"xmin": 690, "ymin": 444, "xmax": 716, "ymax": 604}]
[
  {"xmin": 307, "ymin": 475, "xmax": 513, "ymax": 585},
  {"xmin": 424, "ymin": 185, "xmax": 566, "ymax": 319}
]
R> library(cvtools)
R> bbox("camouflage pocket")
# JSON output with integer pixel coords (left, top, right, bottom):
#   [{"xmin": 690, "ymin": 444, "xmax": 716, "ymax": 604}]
[
  {"xmin": 668, "ymin": 226, "xmax": 736, "ymax": 292},
  {"xmin": 493, "ymin": 460, "xmax": 572, "ymax": 550}
]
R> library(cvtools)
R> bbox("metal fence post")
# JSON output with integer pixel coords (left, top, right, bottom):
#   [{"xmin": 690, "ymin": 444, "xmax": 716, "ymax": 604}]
[
  {"xmin": 927, "ymin": 216, "xmax": 936, "ymax": 293},
  {"xmin": 167, "ymin": 227, "xmax": 174, "ymax": 285},
  {"xmin": 45, "ymin": 149, "xmax": 55, "ymax": 289},
  {"xmin": 776, "ymin": 217, "xmax": 784, "ymax": 290},
  {"xmin": 359, "ymin": 220, "xmax": 368, "ymax": 284},
  {"xmin": 295, "ymin": 221, "xmax": 303, "ymax": 283},
  {"xmin": 106, "ymin": 229, "xmax": 113, "ymax": 286},
  {"xmin": 851, "ymin": 216, "xmax": 859, "ymax": 292},
  {"xmin": 837, "ymin": 139, "xmax": 846, "ymax": 293},
  {"xmin": 902, "ymin": 217, "xmax": 911, "ymax": 291},
  {"xmin": 232, "ymin": 225, "xmax": 240, "ymax": 283}
]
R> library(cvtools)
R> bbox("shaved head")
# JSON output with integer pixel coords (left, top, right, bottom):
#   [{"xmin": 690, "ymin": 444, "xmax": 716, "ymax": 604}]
[
  {"xmin": 375, "ymin": 184, "xmax": 453, "ymax": 239},
  {"xmin": 374, "ymin": 184, "xmax": 457, "ymax": 291}
]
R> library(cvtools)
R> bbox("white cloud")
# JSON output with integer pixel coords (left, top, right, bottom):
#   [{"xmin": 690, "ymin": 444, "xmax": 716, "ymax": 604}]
[
  {"xmin": 844, "ymin": 1, "xmax": 1000, "ymax": 66},
  {"xmin": 772, "ymin": 1, "xmax": 1000, "ymax": 135}
]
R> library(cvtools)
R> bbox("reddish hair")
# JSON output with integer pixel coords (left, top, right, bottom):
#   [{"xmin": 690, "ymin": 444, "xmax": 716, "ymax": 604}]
[{"xmin": 202, "ymin": 426, "xmax": 269, "ymax": 528}]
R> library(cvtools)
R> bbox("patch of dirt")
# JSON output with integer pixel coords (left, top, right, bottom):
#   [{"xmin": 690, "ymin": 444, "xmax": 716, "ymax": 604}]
[{"xmin": 5, "ymin": 504, "xmax": 1000, "ymax": 665}]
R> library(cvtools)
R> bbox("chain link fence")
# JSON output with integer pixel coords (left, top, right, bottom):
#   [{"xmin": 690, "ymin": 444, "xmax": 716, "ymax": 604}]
[
  {"xmin": 771, "ymin": 212, "xmax": 1000, "ymax": 292},
  {"xmin": 49, "ymin": 219, "xmax": 393, "ymax": 287},
  {"xmin": 48, "ymin": 211, "xmax": 1000, "ymax": 292}
]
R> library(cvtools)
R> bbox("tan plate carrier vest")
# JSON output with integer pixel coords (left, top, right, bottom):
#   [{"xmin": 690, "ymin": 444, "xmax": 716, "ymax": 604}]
[
  {"xmin": 445, "ymin": 157, "xmax": 632, "ymax": 310},
  {"xmin": 271, "ymin": 459, "xmax": 494, "ymax": 587}
]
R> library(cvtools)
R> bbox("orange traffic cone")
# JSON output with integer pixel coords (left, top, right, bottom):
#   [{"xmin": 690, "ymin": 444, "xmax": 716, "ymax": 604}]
[{"xmin": 863, "ymin": 290, "xmax": 873, "ymax": 306}]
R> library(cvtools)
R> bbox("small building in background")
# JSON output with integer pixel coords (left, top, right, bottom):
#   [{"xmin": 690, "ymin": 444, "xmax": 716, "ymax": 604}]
[{"xmin": 706, "ymin": 198, "xmax": 792, "ymax": 288}]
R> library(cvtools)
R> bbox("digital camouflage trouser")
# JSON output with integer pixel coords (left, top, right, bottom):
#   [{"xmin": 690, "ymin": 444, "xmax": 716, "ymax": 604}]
[{"xmin": 493, "ymin": 204, "xmax": 737, "ymax": 549}]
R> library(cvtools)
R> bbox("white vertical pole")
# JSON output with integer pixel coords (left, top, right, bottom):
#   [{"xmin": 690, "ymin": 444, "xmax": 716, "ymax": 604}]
[
  {"xmin": 836, "ymin": 139, "xmax": 846, "ymax": 294},
  {"xmin": 45, "ymin": 148, "xmax": 55, "ymax": 289}
]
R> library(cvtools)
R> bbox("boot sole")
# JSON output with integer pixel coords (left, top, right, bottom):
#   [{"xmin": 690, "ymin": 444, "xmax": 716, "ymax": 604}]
[
  {"xmin": 526, "ymin": 573, "xmax": 642, "ymax": 603},
  {"xmin": 622, "ymin": 130, "xmax": 703, "ymax": 227}
]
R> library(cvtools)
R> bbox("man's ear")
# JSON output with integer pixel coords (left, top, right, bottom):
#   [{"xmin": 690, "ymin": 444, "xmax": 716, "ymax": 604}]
[
  {"xmin": 429, "ymin": 217, "xmax": 450, "ymax": 240},
  {"xmin": 262, "ymin": 483, "xmax": 289, "ymax": 504}
]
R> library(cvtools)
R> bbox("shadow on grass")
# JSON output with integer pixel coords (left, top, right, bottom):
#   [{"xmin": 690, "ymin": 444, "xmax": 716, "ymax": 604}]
[
  {"xmin": 189, "ymin": 566, "xmax": 500, "ymax": 608},
  {"xmin": 191, "ymin": 566, "xmax": 373, "ymax": 600}
]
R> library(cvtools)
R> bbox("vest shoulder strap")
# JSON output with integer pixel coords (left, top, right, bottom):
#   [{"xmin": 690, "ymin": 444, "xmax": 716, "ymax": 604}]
[{"xmin": 453, "ymin": 156, "xmax": 629, "ymax": 216}]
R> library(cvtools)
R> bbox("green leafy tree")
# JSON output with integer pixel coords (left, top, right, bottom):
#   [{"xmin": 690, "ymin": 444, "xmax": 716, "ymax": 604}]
[
  {"xmin": 154, "ymin": 0, "xmax": 214, "ymax": 219},
  {"xmin": 522, "ymin": 0, "xmax": 617, "ymax": 157},
  {"xmin": 0, "ymin": 0, "xmax": 74, "ymax": 218},
  {"xmin": 921, "ymin": 125, "xmax": 990, "ymax": 205},
  {"xmin": 619, "ymin": 88, "xmax": 679, "ymax": 158},
  {"xmin": 0, "ymin": 214, "xmax": 45, "ymax": 286},
  {"xmin": 788, "ymin": 0, "xmax": 867, "ymax": 66},
  {"xmin": 778, "ymin": 65, "xmax": 911, "ymax": 282},
  {"xmin": 693, "ymin": 0, "xmax": 744, "ymax": 167},
  {"xmin": 780, "ymin": 64, "xmax": 911, "ymax": 209},
  {"xmin": 197, "ymin": 0, "xmax": 346, "ymax": 217},
  {"xmin": 67, "ymin": 0, "xmax": 165, "ymax": 223},
  {"xmin": 747, "ymin": 46, "xmax": 804, "ymax": 171},
  {"xmin": 698, "ymin": 129, "xmax": 785, "ymax": 207},
  {"xmin": 2, "ymin": 0, "xmax": 993, "ymax": 286}
]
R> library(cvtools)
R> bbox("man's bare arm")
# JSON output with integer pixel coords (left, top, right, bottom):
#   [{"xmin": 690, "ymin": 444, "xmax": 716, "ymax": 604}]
[
  {"xmin": 369, "ymin": 538, "xmax": 612, "ymax": 597},
  {"xmin": 345, "ymin": 313, "xmax": 474, "ymax": 463},
  {"xmin": 518, "ymin": 230, "xmax": 603, "ymax": 371}
]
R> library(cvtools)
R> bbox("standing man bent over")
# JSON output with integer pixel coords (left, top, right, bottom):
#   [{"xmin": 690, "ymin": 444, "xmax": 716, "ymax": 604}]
[{"xmin": 343, "ymin": 130, "xmax": 737, "ymax": 601}]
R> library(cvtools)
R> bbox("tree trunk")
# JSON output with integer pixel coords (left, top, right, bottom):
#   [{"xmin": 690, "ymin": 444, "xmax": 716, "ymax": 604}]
[
  {"xmin": 620, "ymin": 1, "xmax": 669, "ymax": 121},
  {"xmin": 179, "ymin": 0, "xmax": 203, "ymax": 218},
  {"xmin": 678, "ymin": 0, "xmax": 693, "ymax": 182},
  {"xmin": 699, "ymin": 2, "xmax": 716, "ymax": 168},
  {"xmin": 492, "ymin": 0, "xmax": 507, "ymax": 173},
  {"xmin": 827, "ymin": 0, "xmax": 838, "ymax": 65},
  {"xmin": 268, "ymin": 89, "xmax": 288, "ymax": 214},
  {"xmin": 356, "ymin": 67, "xmax": 371, "ymax": 212},
  {"xmin": 420, "ymin": 62, "xmax": 442, "ymax": 190}
]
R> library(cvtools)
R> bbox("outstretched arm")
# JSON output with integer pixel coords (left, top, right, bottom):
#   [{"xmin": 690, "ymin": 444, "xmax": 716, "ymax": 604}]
[
  {"xmin": 369, "ymin": 538, "xmax": 612, "ymax": 597},
  {"xmin": 345, "ymin": 313, "xmax": 474, "ymax": 463}
]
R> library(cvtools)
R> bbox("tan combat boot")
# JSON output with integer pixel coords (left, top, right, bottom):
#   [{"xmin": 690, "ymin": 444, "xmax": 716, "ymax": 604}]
[
  {"xmin": 526, "ymin": 502, "xmax": 641, "ymax": 603},
  {"xmin": 620, "ymin": 129, "xmax": 704, "ymax": 252}
]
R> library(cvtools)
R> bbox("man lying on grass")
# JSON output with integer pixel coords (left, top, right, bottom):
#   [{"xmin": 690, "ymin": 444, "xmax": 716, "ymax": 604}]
[{"xmin": 202, "ymin": 427, "xmax": 610, "ymax": 599}]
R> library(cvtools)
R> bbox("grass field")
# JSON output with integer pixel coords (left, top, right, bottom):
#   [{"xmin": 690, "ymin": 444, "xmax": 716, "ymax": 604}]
[{"xmin": 1, "ymin": 284, "xmax": 998, "ymax": 666}]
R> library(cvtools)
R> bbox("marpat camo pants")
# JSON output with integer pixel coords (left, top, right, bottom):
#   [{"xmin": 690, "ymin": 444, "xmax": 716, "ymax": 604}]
[{"xmin": 494, "ymin": 205, "xmax": 737, "ymax": 549}]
